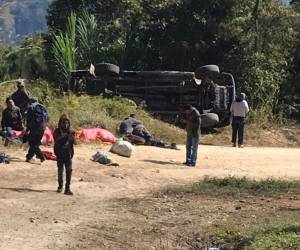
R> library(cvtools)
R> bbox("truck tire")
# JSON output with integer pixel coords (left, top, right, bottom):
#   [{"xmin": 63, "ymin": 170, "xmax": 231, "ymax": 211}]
[
  {"xmin": 195, "ymin": 65, "xmax": 220, "ymax": 79},
  {"xmin": 95, "ymin": 63, "xmax": 120, "ymax": 76},
  {"xmin": 201, "ymin": 113, "xmax": 219, "ymax": 128}
]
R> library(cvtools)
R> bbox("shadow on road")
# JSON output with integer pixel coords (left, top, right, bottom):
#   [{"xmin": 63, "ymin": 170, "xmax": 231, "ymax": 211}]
[
  {"xmin": 0, "ymin": 187, "xmax": 54, "ymax": 193},
  {"xmin": 142, "ymin": 159, "xmax": 183, "ymax": 166}
]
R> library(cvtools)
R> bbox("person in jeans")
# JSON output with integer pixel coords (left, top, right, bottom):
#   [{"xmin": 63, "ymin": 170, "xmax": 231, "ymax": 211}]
[
  {"xmin": 230, "ymin": 93, "xmax": 249, "ymax": 148},
  {"xmin": 184, "ymin": 104, "xmax": 201, "ymax": 167},
  {"xmin": 53, "ymin": 115, "xmax": 76, "ymax": 195}
]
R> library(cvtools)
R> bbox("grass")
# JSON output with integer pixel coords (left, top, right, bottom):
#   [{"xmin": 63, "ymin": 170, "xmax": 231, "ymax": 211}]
[
  {"xmin": 0, "ymin": 79, "xmax": 186, "ymax": 143},
  {"xmin": 202, "ymin": 222, "xmax": 300, "ymax": 250},
  {"xmin": 163, "ymin": 176, "xmax": 300, "ymax": 198},
  {"xmin": 161, "ymin": 177, "xmax": 300, "ymax": 249}
]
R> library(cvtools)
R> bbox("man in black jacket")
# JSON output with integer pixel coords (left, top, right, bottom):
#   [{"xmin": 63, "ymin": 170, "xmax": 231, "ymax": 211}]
[{"xmin": 25, "ymin": 98, "xmax": 48, "ymax": 163}]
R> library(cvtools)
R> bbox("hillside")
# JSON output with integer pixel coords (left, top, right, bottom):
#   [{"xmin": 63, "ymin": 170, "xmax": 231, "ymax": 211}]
[{"xmin": 0, "ymin": 0, "xmax": 51, "ymax": 43}]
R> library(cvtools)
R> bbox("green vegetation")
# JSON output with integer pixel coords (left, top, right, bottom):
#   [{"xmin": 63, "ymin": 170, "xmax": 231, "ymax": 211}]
[
  {"xmin": 205, "ymin": 222, "xmax": 300, "ymax": 250},
  {"xmin": 1, "ymin": 0, "xmax": 300, "ymax": 125},
  {"xmin": 52, "ymin": 12, "xmax": 77, "ymax": 82},
  {"xmin": 163, "ymin": 176, "xmax": 300, "ymax": 197},
  {"xmin": 163, "ymin": 177, "xmax": 300, "ymax": 250},
  {"xmin": 160, "ymin": 177, "xmax": 300, "ymax": 248},
  {"xmin": 119, "ymin": 177, "xmax": 300, "ymax": 249}
]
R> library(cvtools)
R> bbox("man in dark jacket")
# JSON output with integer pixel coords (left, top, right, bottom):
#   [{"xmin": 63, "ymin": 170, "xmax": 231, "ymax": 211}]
[
  {"xmin": 184, "ymin": 104, "xmax": 201, "ymax": 167},
  {"xmin": 53, "ymin": 115, "xmax": 76, "ymax": 195},
  {"xmin": 25, "ymin": 98, "xmax": 48, "ymax": 163},
  {"xmin": 11, "ymin": 79, "xmax": 31, "ymax": 121},
  {"xmin": 1, "ymin": 97, "xmax": 24, "ymax": 145}
]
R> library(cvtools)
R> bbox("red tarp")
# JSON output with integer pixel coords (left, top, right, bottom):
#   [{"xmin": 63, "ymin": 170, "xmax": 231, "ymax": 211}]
[
  {"xmin": 75, "ymin": 128, "xmax": 116, "ymax": 143},
  {"xmin": 42, "ymin": 150, "xmax": 57, "ymax": 161},
  {"xmin": 10, "ymin": 127, "xmax": 116, "ymax": 145},
  {"xmin": 41, "ymin": 127, "xmax": 54, "ymax": 145}
]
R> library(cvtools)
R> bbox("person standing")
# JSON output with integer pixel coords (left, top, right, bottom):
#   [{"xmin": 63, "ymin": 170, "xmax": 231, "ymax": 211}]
[
  {"xmin": 25, "ymin": 98, "xmax": 48, "ymax": 163},
  {"xmin": 230, "ymin": 93, "xmax": 249, "ymax": 148},
  {"xmin": 184, "ymin": 104, "xmax": 201, "ymax": 167},
  {"xmin": 11, "ymin": 79, "xmax": 31, "ymax": 121},
  {"xmin": 53, "ymin": 115, "xmax": 76, "ymax": 195},
  {"xmin": 1, "ymin": 97, "xmax": 24, "ymax": 146}
]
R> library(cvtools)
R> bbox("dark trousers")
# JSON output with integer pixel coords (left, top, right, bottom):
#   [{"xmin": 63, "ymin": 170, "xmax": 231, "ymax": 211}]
[
  {"xmin": 57, "ymin": 157, "xmax": 72, "ymax": 190},
  {"xmin": 231, "ymin": 116, "xmax": 245, "ymax": 145},
  {"xmin": 133, "ymin": 126, "xmax": 152, "ymax": 143},
  {"xmin": 26, "ymin": 129, "xmax": 45, "ymax": 160}
]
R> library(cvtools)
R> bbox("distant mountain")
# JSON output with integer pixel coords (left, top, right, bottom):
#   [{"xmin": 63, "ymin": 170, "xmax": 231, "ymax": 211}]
[{"xmin": 0, "ymin": 0, "xmax": 52, "ymax": 43}]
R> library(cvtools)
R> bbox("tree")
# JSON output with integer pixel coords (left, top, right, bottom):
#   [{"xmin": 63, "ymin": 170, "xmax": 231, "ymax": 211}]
[
  {"xmin": 52, "ymin": 12, "xmax": 77, "ymax": 82},
  {"xmin": 0, "ymin": 33, "xmax": 48, "ymax": 81}
]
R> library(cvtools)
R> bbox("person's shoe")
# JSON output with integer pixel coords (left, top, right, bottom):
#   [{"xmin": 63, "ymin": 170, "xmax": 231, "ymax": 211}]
[
  {"xmin": 56, "ymin": 186, "xmax": 63, "ymax": 193},
  {"xmin": 238, "ymin": 144, "xmax": 244, "ymax": 148},
  {"xmin": 232, "ymin": 143, "xmax": 237, "ymax": 147},
  {"xmin": 26, "ymin": 158, "xmax": 34, "ymax": 163},
  {"xmin": 40, "ymin": 158, "xmax": 46, "ymax": 163},
  {"xmin": 64, "ymin": 189, "xmax": 73, "ymax": 195},
  {"xmin": 191, "ymin": 163, "xmax": 196, "ymax": 167}
]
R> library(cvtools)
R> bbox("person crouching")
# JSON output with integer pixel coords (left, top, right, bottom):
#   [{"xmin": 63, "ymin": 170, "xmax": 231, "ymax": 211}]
[{"xmin": 53, "ymin": 115, "xmax": 76, "ymax": 195}]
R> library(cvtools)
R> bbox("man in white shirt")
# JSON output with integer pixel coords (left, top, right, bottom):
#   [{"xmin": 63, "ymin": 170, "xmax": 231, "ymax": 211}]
[{"xmin": 230, "ymin": 93, "xmax": 249, "ymax": 147}]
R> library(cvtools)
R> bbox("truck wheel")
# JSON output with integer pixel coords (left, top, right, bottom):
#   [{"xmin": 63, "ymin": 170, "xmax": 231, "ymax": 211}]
[
  {"xmin": 195, "ymin": 65, "xmax": 220, "ymax": 79},
  {"xmin": 95, "ymin": 63, "xmax": 120, "ymax": 76},
  {"xmin": 201, "ymin": 113, "xmax": 219, "ymax": 128}
]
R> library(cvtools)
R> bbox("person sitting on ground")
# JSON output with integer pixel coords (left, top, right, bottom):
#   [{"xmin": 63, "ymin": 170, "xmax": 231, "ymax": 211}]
[
  {"xmin": 25, "ymin": 98, "xmax": 48, "ymax": 163},
  {"xmin": 53, "ymin": 114, "xmax": 76, "ymax": 195},
  {"xmin": 230, "ymin": 93, "xmax": 249, "ymax": 148},
  {"xmin": 1, "ymin": 97, "xmax": 24, "ymax": 146},
  {"xmin": 11, "ymin": 79, "xmax": 31, "ymax": 121}
]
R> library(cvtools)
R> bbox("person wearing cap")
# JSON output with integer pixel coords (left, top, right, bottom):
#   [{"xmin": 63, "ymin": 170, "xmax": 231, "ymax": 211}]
[
  {"xmin": 1, "ymin": 97, "xmax": 24, "ymax": 146},
  {"xmin": 184, "ymin": 104, "xmax": 201, "ymax": 167},
  {"xmin": 11, "ymin": 79, "xmax": 32, "ymax": 121},
  {"xmin": 230, "ymin": 93, "xmax": 249, "ymax": 148}
]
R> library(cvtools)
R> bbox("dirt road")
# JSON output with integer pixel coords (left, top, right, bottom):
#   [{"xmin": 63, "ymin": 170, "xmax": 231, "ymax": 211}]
[{"xmin": 0, "ymin": 144, "xmax": 299, "ymax": 249}]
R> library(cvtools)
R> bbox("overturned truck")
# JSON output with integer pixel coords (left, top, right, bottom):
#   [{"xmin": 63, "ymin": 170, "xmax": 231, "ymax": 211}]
[{"xmin": 68, "ymin": 63, "xmax": 236, "ymax": 128}]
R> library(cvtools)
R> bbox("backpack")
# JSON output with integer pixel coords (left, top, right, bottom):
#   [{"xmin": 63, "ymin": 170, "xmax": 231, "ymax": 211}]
[{"xmin": 31, "ymin": 102, "xmax": 48, "ymax": 127}]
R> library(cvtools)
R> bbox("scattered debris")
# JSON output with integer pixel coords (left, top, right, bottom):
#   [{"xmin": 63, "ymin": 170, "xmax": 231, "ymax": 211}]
[
  {"xmin": 91, "ymin": 151, "xmax": 120, "ymax": 167},
  {"xmin": 0, "ymin": 153, "xmax": 10, "ymax": 164}
]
